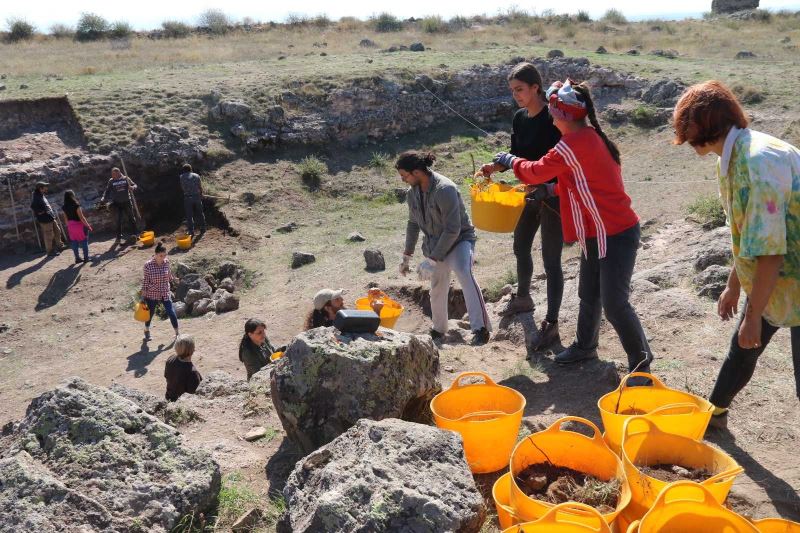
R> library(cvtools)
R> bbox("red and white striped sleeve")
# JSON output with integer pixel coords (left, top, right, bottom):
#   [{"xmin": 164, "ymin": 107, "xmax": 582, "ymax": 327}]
[{"xmin": 511, "ymin": 148, "xmax": 570, "ymax": 185}]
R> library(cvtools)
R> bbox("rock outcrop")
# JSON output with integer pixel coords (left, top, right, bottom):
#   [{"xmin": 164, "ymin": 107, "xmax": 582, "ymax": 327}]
[
  {"xmin": 278, "ymin": 418, "xmax": 485, "ymax": 533},
  {"xmin": 0, "ymin": 378, "xmax": 221, "ymax": 532},
  {"xmin": 271, "ymin": 328, "xmax": 440, "ymax": 453},
  {"xmin": 711, "ymin": 0, "xmax": 759, "ymax": 14}
]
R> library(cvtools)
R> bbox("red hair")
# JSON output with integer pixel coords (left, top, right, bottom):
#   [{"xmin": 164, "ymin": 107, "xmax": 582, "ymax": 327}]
[{"xmin": 673, "ymin": 81, "xmax": 749, "ymax": 146}]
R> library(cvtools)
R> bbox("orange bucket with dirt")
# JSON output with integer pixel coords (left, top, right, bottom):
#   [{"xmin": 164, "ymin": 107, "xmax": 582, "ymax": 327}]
[
  {"xmin": 133, "ymin": 302, "xmax": 150, "ymax": 322},
  {"xmin": 754, "ymin": 518, "xmax": 800, "ymax": 532},
  {"xmin": 138, "ymin": 230, "xmax": 155, "ymax": 247},
  {"xmin": 176, "ymin": 234, "xmax": 192, "ymax": 249},
  {"xmin": 356, "ymin": 291, "xmax": 405, "ymax": 329},
  {"xmin": 626, "ymin": 481, "xmax": 759, "ymax": 532},
  {"xmin": 509, "ymin": 416, "xmax": 631, "ymax": 525},
  {"xmin": 270, "ymin": 351, "xmax": 284, "ymax": 362},
  {"xmin": 621, "ymin": 416, "xmax": 742, "ymax": 509},
  {"xmin": 597, "ymin": 372, "xmax": 713, "ymax": 454},
  {"xmin": 431, "ymin": 371, "xmax": 525, "ymax": 473},
  {"xmin": 503, "ymin": 502, "xmax": 613, "ymax": 533},
  {"xmin": 470, "ymin": 180, "xmax": 526, "ymax": 233}
]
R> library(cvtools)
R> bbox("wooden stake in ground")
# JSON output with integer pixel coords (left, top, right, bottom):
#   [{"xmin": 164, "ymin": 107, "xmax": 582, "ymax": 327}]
[
  {"xmin": 118, "ymin": 156, "xmax": 143, "ymax": 227},
  {"xmin": 7, "ymin": 177, "xmax": 21, "ymax": 242}
]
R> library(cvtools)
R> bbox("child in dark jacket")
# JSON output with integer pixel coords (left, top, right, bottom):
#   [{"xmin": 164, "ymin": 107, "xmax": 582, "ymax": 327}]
[{"xmin": 165, "ymin": 334, "xmax": 202, "ymax": 401}]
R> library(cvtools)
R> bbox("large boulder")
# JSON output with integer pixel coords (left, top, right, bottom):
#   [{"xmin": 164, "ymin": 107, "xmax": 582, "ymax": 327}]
[
  {"xmin": 175, "ymin": 273, "xmax": 211, "ymax": 302},
  {"xmin": 196, "ymin": 370, "xmax": 250, "ymax": 398},
  {"xmin": 185, "ymin": 288, "xmax": 210, "ymax": 308},
  {"xmin": 694, "ymin": 264, "xmax": 732, "ymax": 299},
  {"xmin": 0, "ymin": 378, "xmax": 220, "ymax": 532},
  {"xmin": 279, "ymin": 418, "xmax": 485, "ymax": 533},
  {"xmin": 191, "ymin": 297, "xmax": 215, "ymax": 316},
  {"xmin": 271, "ymin": 328, "xmax": 440, "ymax": 453},
  {"xmin": 693, "ymin": 228, "xmax": 732, "ymax": 271},
  {"xmin": 711, "ymin": 0, "xmax": 759, "ymax": 14},
  {"xmin": 214, "ymin": 290, "xmax": 240, "ymax": 313}
]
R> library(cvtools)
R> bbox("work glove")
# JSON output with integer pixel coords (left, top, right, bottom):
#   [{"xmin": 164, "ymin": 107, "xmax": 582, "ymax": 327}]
[
  {"xmin": 417, "ymin": 258, "xmax": 437, "ymax": 282},
  {"xmin": 492, "ymin": 152, "xmax": 518, "ymax": 171},
  {"xmin": 528, "ymin": 183, "xmax": 557, "ymax": 202},
  {"xmin": 399, "ymin": 254, "xmax": 412, "ymax": 276}
]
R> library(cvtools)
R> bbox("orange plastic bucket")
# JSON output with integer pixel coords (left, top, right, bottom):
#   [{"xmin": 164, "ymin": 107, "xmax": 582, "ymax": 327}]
[
  {"xmin": 470, "ymin": 181, "xmax": 526, "ymax": 233},
  {"xmin": 493, "ymin": 472, "xmax": 518, "ymax": 529},
  {"xmin": 754, "ymin": 518, "xmax": 800, "ymax": 532},
  {"xmin": 503, "ymin": 502, "xmax": 613, "ymax": 533},
  {"xmin": 270, "ymin": 351, "xmax": 284, "ymax": 362},
  {"xmin": 621, "ymin": 416, "xmax": 742, "ymax": 508},
  {"xmin": 176, "ymin": 234, "xmax": 192, "ymax": 249},
  {"xmin": 598, "ymin": 372, "xmax": 713, "ymax": 453},
  {"xmin": 355, "ymin": 294, "xmax": 404, "ymax": 329},
  {"xmin": 138, "ymin": 230, "xmax": 155, "ymax": 247},
  {"xmin": 431, "ymin": 371, "xmax": 525, "ymax": 473},
  {"xmin": 626, "ymin": 481, "xmax": 759, "ymax": 532},
  {"xmin": 509, "ymin": 416, "xmax": 631, "ymax": 525},
  {"xmin": 133, "ymin": 302, "xmax": 150, "ymax": 322}
]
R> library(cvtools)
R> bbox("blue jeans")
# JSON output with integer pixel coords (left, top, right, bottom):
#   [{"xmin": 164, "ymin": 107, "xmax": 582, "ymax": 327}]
[
  {"xmin": 144, "ymin": 299, "xmax": 179, "ymax": 329},
  {"xmin": 184, "ymin": 196, "xmax": 206, "ymax": 235},
  {"xmin": 71, "ymin": 239, "xmax": 89, "ymax": 261}
]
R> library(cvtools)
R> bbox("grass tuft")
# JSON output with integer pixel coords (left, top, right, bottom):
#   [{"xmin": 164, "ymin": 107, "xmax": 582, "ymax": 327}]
[
  {"xmin": 687, "ymin": 194, "xmax": 726, "ymax": 228},
  {"xmin": 298, "ymin": 156, "xmax": 328, "ymax": 189}
]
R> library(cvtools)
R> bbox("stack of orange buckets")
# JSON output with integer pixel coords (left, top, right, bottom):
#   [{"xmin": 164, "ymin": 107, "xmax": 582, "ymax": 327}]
[{"xmin": 429, "ymin": 370, "xmax": 800, "ymax": 532}]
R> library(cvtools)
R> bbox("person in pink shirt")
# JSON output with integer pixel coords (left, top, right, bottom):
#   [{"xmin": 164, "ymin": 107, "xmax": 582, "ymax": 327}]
[{"xmin": 493, "ymin": 79, "xmax": 652, "ymax": 376}]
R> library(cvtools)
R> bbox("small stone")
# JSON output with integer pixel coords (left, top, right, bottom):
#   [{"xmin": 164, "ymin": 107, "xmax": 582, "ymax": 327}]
[
  {"xmin": 232, "ymin": 508, "xmax": 263, "ymax": 533},
  {"xmin": 626, "ymin": 49, "xmax": 640, "ymax": 55},
  {"xmin": 347, "ymin": 232, "xmax": 366, "ymax": 242},
  {"xmin": 363, "ymin": 249, "xmax": 385, "ymax": 272},
  {"xmin": 244, "ymin": 426, "xmax": 268, "ymax": 442},
  {"xmin": 409, "ymin": 42, "xmax": 425, "ymax": 52},
  {"xmin": 672, "ymin": 465, "xmax": 691, "ymax": 477},
  {"xmin": 547, "ymin": 49, "xmax": 564, "ymax": 58},
  {"xmin": 0, "ymin": 323, "xmax": 10, "ymax": 334},
  {"xmin": 735, "ymin": 50, "xmax": 756, "ymax": 59},
  {"xmin": 359, "ymin": 38, "xmax": 377, "ymax": 48},
  {"xmin": 444, "ymin": 365, "xmax": 455, "ymax": 373},
  {"xmin": 19, "ymin": 84, "xmax": 29, "ymax": 89},
  {"xmin": 291, "ymin": 252, "xmax": 316, "ymax": 269},
  {"xmin": 500, "ymin": 284, "xmax": 514, "ymax": 296},
  {"xmin": 0, "ymin": 85, "xmax": 6, "ymax": 91},
  {"xmin": 596, "ymin": 46, "xmax": 608, "ymax": 54}
]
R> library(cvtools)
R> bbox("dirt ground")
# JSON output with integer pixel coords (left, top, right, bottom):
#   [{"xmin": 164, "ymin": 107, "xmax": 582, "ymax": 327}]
[{"xmin": 2, "ymin": 123, "xmax": 799, "ymax": 530}]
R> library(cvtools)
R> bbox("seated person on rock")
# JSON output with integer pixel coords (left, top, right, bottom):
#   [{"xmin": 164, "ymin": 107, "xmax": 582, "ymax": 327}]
[
  {"xmin": 165, "ymin": 334, "xmax": 203, "ymax": 402},
  {"xmin": 305, "ymin": 288, "xmax": 346, "ymax": 329},
  {"xmin": 239, "ymin": 318, "xmax": 285, "ymax": 379}
]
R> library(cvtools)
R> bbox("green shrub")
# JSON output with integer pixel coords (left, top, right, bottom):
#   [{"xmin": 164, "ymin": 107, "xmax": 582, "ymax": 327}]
[
  {"xmin": 312, "ymin": 14, "xmax": 332, "ymax": 28},
  {"xmin": 50, "ymin": 23, "xmax": 74, "ymax": 39},
  {"xmin": 369, "ymin": 152, "xmax": 390, "ymax": 168},
  {"xmin": 732, "ymin": 84, "xmax": 765, "ymax": 104},
  {"xmin": 214, "ymin": 473, "xmax": 261, "ymax": 529},
  {"xmin": 76, "ymin": 12, "xmax": 109, "ymax": 41},
  {"xmin": 161, "ymin": 20, "xmax": 193, "ymax": 38},
  {"xmin": 484, "ymin": 270, "xmax": 518, "ymax": 303},
  {"xmin": 601, "ymin": 9, "xmax": 628, "ymax": 25},
  {"xmin": 286, "ymin": 13, "xmax": 309, "ymax": 26},
  {"xmin": 631, "ymin": 104, "xmax": 660, "ymax": 128},
  {"xmin": 576, "ymin": 11, "xmax": 592, "ymax": 22},
  {"xmin": 7, "ymin": 18, "xmax": 35, "ymax": 42},
  {"xmin": 421, "ymin": 15, "xmax": 447, "ymax": 33},
  {"xmin": 298, "ymin": 156, "xmax": 327, "ymax": 188},
  {"xmin": 198, "ymin": 9, "xmax": 230, "ymax": 35},
  {"xmin": 372, "ymin": 12, "xmax": 403, "ymax": 32},
  {"xmin": 687, "ymin": 194, "xmax": 726, "ymax": 228},
  {"xmin": 448, "ymin": 15, "xmax": 470, "ymax": 30},
  {"xmin": 109, "ymin": 21, "xmax": 133, "ymax": 40}
]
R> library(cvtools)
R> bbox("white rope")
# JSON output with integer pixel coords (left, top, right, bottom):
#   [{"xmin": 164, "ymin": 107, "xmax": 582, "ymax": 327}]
[{"xmin": 419, "ymin": 85, "xmax": 492, "ymax": 136}]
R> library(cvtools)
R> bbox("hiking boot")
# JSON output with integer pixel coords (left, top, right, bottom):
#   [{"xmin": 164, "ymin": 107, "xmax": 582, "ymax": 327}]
[
  {"xmin": 471, "ymin": 327, "xmax": 490, "ymax": 346},
  {"xmin": 429, "ymin": 329, "xmax": 444, "ymax": 343},
  {"xmin": 708, "ymin": 410, "xmax": 729, "ymax": 430},
  {"xmin": 555, "ymin": 343, "xmax": 598, "ymax": 365},
  {"xmin": 74, "ymin": 257, "xmax": 82, "ymax": 264},
  {"xmin": 143, "ymin": 329, "xmax": 151, "ymax": 341},
  {"xmin": 530, "ymin": 320, "xmax": 560, "ymax": 351},
  {"xmin": 497, "ymin": 293, "xmax": 534, "ymax": 317}
]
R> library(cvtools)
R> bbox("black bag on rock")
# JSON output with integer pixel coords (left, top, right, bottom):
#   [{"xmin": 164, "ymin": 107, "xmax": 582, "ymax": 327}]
[{"xmin": 333, "ymin": 310, "xmax": 381, "ymax": 334}]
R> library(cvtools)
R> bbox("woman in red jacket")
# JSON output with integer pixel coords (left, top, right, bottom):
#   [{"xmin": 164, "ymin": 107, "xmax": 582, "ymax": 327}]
[{"xmin": 493, "ymin": 79, "xmax": 652, "ymax": 374}]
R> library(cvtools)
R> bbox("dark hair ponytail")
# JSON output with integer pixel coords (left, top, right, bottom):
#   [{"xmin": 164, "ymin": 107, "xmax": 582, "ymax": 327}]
[
  {"xmin": 508, "ymin": 62, "xmax": 545, "ymax": 98},
  {"xmin": 395, "ymin": 151, "xmax": 436, "ymax": 173},
  {"xmin": 155, "ymin": 240, "xmax": 167, "ymax": 254},
  {"xmin": 63, "ymin": 189, "xmax": 79, "ymax": 207},
  {"xmin": 572, "ymin": 83, "xmax": 620, "ymax": 165},
  {"xmin": 239, "ymin": 318, "xmax": 266, "ymax": 357}
]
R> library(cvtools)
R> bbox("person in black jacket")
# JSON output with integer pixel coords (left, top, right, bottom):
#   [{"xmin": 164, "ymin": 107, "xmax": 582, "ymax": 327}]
[
  {"xmin": 239, "ymin": 318, "xmax": 277, "ymax": 380},
  {"xmin": 101, "ymin": 167, "xmax": 140, "ymax": 240},
  {"xmin": 479, "ymin": 62, "xmax": 564, "ymax": 352},
  {"xmin": 164, "ymin": 334, "xmax": 202, "ymax": 401},
  {"xmin": 30, "ymin": 181, "xmax": 64, "ymax": 256}
]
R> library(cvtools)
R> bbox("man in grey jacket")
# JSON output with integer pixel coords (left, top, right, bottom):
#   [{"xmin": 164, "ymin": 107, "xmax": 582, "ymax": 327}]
[
  {"xmin": 397, "ymin": 151, "xmax": 491, "ymax": 345},
  {"xmin": 179, "ymin": 164, "xmax": 206, "ymax": 236}
]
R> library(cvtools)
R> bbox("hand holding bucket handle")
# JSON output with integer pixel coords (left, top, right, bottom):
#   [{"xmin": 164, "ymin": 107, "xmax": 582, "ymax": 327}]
[
  {"xmin": 449, "ymin": 371, "xmax": 497, "ymax": 390},
  {"xmin": 544, "ymin": 416, "xmax": 605, "ymax": 445},
  {"xmin": 533, "ymin": 502, "xmax": 611, "ymax": 532}
]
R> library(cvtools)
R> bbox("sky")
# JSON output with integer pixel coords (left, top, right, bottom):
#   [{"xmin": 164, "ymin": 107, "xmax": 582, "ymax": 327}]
[{"xmin": 3, "ymin": 0, "xmax": 800, "ymax": 31}]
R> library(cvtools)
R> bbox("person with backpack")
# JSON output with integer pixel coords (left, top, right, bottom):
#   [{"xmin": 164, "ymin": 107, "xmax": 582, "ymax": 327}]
[
  {"xmin": 61, "ymin": 189, "xmax": 93, "ymax": 264},
  {"xmin": 479, "ymin": 62, "xmax": 564, "ymax": 351},
  {"xmin": 101, "ymin": 167, "xmax": 139, "ymax": 240},
  {"xmin": 493, "ymin": 79, "xmax": 652, "ymax": 374},
  {"xmin": 30, "ymin": 181, "xmax": 64, "ymax": 256},
  {"xmin": 141, "ymin": 240, "xmax": 179, "ymax": 341},
  {"xmin": 673, "ymin": 80, "xmax": 800, "ymax": 429},
  {"xmin": 398, "ymin": 151, "xmax": 491, "ymax": 346}
]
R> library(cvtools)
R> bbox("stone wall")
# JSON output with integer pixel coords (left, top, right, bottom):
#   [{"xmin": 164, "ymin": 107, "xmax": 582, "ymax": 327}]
[{"xmin": 0, "ymin": 96, "xmax": 85, "ymax": 143}]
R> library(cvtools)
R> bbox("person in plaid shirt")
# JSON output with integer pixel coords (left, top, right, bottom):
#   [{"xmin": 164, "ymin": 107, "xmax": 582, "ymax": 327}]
[{"xmin": 141, "ymin": 240, "xmax": 179, "ymax": 340}]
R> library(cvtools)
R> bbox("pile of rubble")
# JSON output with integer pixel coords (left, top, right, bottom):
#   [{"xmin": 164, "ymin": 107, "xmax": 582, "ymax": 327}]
[{"xmin": 172, "ymin": 260, "xmax": 242, "ymax": 318}]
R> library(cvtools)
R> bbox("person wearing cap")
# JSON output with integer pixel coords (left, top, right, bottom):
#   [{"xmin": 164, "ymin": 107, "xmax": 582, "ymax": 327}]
[
  {"xmin": 101, "ymin": 167, "xmax": 140, "ymax": 240},
  {"xmin": 493, "ymin": 79, "xmax": 652, "ymax": 375},
  {"xmin": 305, "ymin": 289, "xmax": 346, "ymax": 329},
  {"xmin": 30, "ymin": 181, "xmax": 64, "ymax": 256},
  {"xmin": 673, "ymin": 81, "xmax": 800, "ymax": 429},
  {"xmin": 179, "ymin": 163, "xmax": 206, "ymax": 237}
]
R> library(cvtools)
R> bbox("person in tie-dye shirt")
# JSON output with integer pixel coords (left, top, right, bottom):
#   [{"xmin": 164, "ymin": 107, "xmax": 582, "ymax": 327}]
[{"xmin": 674, "ymin": 80, "xmax": 800, "ymax": 429}]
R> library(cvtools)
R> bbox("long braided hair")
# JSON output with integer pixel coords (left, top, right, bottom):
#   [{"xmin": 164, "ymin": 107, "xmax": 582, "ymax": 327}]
[{"xmin": 572, "ymin": 82, "xmax": 621, "ymax": 165}]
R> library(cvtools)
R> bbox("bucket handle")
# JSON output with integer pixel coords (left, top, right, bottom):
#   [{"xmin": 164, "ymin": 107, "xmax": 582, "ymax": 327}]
[
  {"xmin": 138, "ymin": 302, "xmax": 149, "ymax": 311},
  {"xmin": 545, "ymin": 416, "xmax": 605, "ymax": 445},
  {"xmin": 655, "ymin": 480, "xmax": 719, "ymax": 507},
  {"xmin": 535, "ymin": 502, "xmax": 610, "ymax": 531},
  {"xmin": 449, "ymin": 371, "xmax": 497, "ymax": 390},
  {"xmin": 648, "ymin": 402, "xmax": 704, "ymax": 416},
  {"xmin": 622, "ymin": 415, "xmax": 665, "ymax": 442},
  {"xmin": 626, "ymin": 520, "xmax": 640, "ymax": 533},
  {"xmin": 618, "ymin": 372, "xmax": 667, "ymax": 391},
  {"xmin": 704, "ymin": 465, "xmax": 745, "ymax": 485}
]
